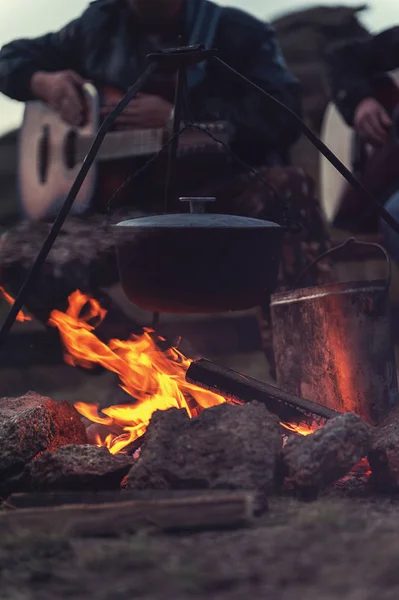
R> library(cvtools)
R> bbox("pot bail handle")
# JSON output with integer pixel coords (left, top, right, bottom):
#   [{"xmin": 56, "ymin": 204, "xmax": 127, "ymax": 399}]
[
  {"xmin": 179, "ymin": 197, "xmax": 216, "ymax": 214},
  {"xmin": 293, "ymin": 237, "xmax": 392, "ymax": 291}
]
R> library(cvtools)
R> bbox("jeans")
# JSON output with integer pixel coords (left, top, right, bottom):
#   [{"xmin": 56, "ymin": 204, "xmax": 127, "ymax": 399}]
[{"xmin": 381, "ymin": 190, "xmax": 399, "ymax": 264}]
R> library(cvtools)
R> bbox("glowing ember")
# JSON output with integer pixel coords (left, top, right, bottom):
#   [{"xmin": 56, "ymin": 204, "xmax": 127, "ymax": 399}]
[
  {"xmin": 281, "ymin": 421, "xmax": 316, "ymax": 437},
  {"xmin": 48, "ymin": 291, "xmax": 226, "ymax": 454},
  {"xmin": 0, "ymin": 286, "xmax": 32, "ymax": 322}
]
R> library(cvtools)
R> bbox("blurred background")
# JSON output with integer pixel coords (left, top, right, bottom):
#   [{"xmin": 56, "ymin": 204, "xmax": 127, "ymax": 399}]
[
  {"xmin": 0, "ymin": 1, "xmax": 390, "ymax": 227},
  {"xmin": 0, "ymin": 1, "xmax": 393, "ymax": 134},
  {"xmin": 0, "ymin": 1, "xmax": 396, "ymax": 398}
]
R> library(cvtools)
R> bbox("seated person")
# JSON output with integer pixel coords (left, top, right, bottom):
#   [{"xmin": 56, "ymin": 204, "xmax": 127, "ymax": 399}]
[
  {"xmin": 326, "ymin": 27, "xmax": 399, "ymax": 260},
  {"xmin": 0, "ymin": 0, "xmax": 331, "ymax": 364}
]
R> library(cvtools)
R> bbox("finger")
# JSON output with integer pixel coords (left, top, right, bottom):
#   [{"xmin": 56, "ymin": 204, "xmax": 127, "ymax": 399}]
[
  {"xmin": 65, "ymin": 84, "xmax": 85, "ymax": 114},
  {"xmin": 369, "ymin": 114, "xmax": 390, "ymax": 139},
  {"xmin": 378, "ymin": 108, "xmax": 393, "ymax": 129},
  {"xmin": 361, "ymin": 119, "xmax": 386, "ymax": 146},
  {"xmin": 62, "ymin": 93, "xmax": 84, "ymax": 125}
]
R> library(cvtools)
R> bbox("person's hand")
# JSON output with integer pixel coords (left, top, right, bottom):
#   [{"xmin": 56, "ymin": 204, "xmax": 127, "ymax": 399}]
[
  {"xmin": 354, "ymin": 97, "xmax": 393, "ymax": 146},
  {"xmin": 101, "ymin": 93, "xmax": 173, "ymax": 129},
  {"xmin": 30, "ymin": 70, "xmax": 86, "ymax": 126}
]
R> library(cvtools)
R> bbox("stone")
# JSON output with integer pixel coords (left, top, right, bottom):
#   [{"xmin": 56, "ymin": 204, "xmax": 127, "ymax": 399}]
[
  {"xmin": 24, "ymin": 445, "xmax": 134, "ymax": 492},
  {"xmin": 282, "ymin": 413, "xmax": 372, "ymax": 498},
  {"xmin": 368, "ymin": 406, "xmax": 399, "ymax": 492},
  {"xmin": 126, "ymin": 402, "xmax": 282, "ymax": 506},
  {"xmin": 0, "ymin": 392, "xmax": 87, "ymax": 481}
]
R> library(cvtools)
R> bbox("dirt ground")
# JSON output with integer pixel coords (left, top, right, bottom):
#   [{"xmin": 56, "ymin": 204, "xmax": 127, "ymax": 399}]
[
  {"xmin": 2, "ymin": 263, "xmax": 399, "ymax": 600},
  {"xmin": 1, "ymin": 493, "xmax": 399, "ymax": 600}
]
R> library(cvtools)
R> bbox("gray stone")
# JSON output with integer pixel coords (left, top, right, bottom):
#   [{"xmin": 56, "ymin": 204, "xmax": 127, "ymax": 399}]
[
  {"xmin": 368, "ymin": 406, "xmax": 399, "ymax": 492},
  {"xmin": 126, "ymin": 402, "xmax": 282, "ymax": 505},
  {"xmin": 0, "ymin": 391, "xmax": 88, "ymax": 480},
  {"xmin": 24, "ymin": 445, "xmax": 134, "ymax": 492},
  {"xmin": 282, "ymin": 413, "xmax": 372, "ymax": 497}
]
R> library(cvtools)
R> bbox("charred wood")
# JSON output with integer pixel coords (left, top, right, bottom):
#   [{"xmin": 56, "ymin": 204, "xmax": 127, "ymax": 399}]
[{"xmin": 186, "ymin": 358, "xmax": 339, "ymax": 426}]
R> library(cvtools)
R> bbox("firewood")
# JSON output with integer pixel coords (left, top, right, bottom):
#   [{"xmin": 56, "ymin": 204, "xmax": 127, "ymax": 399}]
[
  {"xmin": 5, "ymin": 489, "xmax": 246, "ymax": 509},
  {"xmin": 1, "ymin": 491, "xmax": 254, "ymax": 535},
  {"xmin": 186, "ymin": 358, "xmax": 340, "ymax": 426},
  {"xmin": 1, "ymin": 217, "xmax": 143, "ymax": 341}
]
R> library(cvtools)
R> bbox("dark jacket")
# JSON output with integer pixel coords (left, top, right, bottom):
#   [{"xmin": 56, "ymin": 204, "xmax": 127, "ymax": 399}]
[
  {"xmin": 0, "ymin": 0, "xmax": 301, "ymax": 165},
  {"xmin": 326, "ymin": 27, "xmax": 399, "ymax": 126}
]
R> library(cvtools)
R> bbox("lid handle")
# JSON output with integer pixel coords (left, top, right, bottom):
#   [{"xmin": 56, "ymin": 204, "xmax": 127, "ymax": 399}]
[{"xmin": 179, "ymin": 197, "xmax": 216, "ymax": 214}]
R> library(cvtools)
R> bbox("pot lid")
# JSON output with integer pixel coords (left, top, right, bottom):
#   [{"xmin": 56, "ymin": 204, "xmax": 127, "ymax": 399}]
[{"xmin": 115, "ymin": 213, "xmax": 281, "ymax": 229}]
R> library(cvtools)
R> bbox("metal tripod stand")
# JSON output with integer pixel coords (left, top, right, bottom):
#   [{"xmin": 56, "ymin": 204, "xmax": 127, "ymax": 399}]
[{"xmin": 2, "ymin": 43, "xmax": 399, "ymax": 349}]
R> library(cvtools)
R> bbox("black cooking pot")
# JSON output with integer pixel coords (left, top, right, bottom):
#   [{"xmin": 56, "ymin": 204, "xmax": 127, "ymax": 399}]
[{"xmin": 114, "ymin": 198, "xmax": 284, "ymax": 313}]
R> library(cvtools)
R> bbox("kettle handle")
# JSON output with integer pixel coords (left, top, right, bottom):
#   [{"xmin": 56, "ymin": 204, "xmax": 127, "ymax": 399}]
[
  {"xmin": 179, "ymin": 197, "xmax": 216, "ymax": 214},
  {"xmin": 293, "ymin": 237, "xmax": 391, "ymax": 291}
]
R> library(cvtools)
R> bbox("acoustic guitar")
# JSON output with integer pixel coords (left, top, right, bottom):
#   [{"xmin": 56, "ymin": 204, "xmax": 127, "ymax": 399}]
[
  {"xmin": 18, "ymin": 83, "xmax": 233, "ymax": 221},
  {"xmin": 320, "ymin": 70, "xmax": 399, "ymax": 230}
]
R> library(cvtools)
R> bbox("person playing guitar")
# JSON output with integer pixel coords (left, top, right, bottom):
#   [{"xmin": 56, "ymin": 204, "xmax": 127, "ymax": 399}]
[
  {"xmin": 0, "ymin": 0, "xmax": 332, "ymax": 374},
  {"xmin": 326, "ymin": 27, "xmax": 399, "ymax": 260}
]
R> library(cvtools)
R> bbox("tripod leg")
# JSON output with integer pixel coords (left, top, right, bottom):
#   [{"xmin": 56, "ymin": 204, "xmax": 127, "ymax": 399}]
[
  {"xmin": 0, "ymin": 63, "xmax": 158, "ymax": 350},
  {"xmin": 164, "ymin": 67, "xmax": 187, "ymax": 213}
]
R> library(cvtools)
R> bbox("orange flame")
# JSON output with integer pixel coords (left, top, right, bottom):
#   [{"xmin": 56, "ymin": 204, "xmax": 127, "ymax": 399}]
[
  {"xmin": 0, "ymin": 286, "xmax": 32, "ymax": 322},
  {"xmin": 48, "ymin": 291, "xmax": 226, "ymax": 454},
  {"xmin": 281, "ymin": 421, "xmax": 316, "ymax": 436}
]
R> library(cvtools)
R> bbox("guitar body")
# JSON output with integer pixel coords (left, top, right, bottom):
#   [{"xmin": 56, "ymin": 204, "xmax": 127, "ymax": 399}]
[
  {"xmin": 18, "ymin": 83, "xmax": 100, "ymax": 221},
  {"xmin": 18, "ymin": 85, "xmax": 232, "ymax": 221},
  {"xmin": 320, "ymin": 70, "xmax": 399, "ymax": 229}
]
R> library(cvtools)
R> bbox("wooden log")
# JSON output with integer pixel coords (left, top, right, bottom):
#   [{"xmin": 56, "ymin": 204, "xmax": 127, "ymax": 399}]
[
  {"xmin": 186, "ymin": 358, "xmax": 340, "ymax": 426},
  {"xmin": 1, "ymin": 491, "xmax": 254, "ymax": 535},
  {"xmin": 1, "ymin": 217, "xmax": 143, "ymax": 341},
  {"xmin": 4, "ymin": 489, "xmax": 243, "ymax": 509}
]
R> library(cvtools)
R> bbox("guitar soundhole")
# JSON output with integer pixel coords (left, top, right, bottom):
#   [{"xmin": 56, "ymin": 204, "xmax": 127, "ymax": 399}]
[
  {"xmin": 37, "ymin": 125, "xmax": 50, "ymax": 184},
  {"xmin": 64, "ymin": 129, "xmax": 77, "ymax": 170}
]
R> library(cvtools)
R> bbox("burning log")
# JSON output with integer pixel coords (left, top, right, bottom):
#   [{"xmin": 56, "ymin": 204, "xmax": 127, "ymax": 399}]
[
  {"xmin": 22, "ymin": 445, "xmax": 134, "ymax": 492},
  {"xmin": 368, "ymin": 406, "xmax": 399, "ymax": 492},
  {"xmin": 0, "ymin": 392, "xmax": 87, "ymax": 482},
  {"xmin": 126, "ymin": 402, "xmax": 281, "ymax": 508},
  {"xmin": 186, "ymin": 358, "xmax": 340, "ymax": 427},
  {"xmin": 0, "ymin": 491, "xmax": 254, "ymax": 535},
  {"xmin": 282, "ymin": 413, "xmax": 372, "ymax": 499}
]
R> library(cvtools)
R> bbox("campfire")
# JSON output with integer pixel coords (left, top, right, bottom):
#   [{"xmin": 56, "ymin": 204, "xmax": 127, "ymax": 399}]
[
  {"xmin": 48, "ymin": 291, "xmax": 226, "ymax": 454},
  {"xmin": 46, "ymin": 290, "xmax": 317, "ymax": 453},
  {"xmin": 1, "ymin": 288, "xmax": 399, "ymax": 532}
]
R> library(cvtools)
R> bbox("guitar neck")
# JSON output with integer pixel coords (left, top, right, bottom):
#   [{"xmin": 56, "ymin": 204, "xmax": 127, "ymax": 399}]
[
  {"xmin": 76, "ymin": 122, "xmax": 232, "ymax": 162},
  {"xmin": 77, "ymin": 128, "xmax": 164, "ymax": 161}
]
